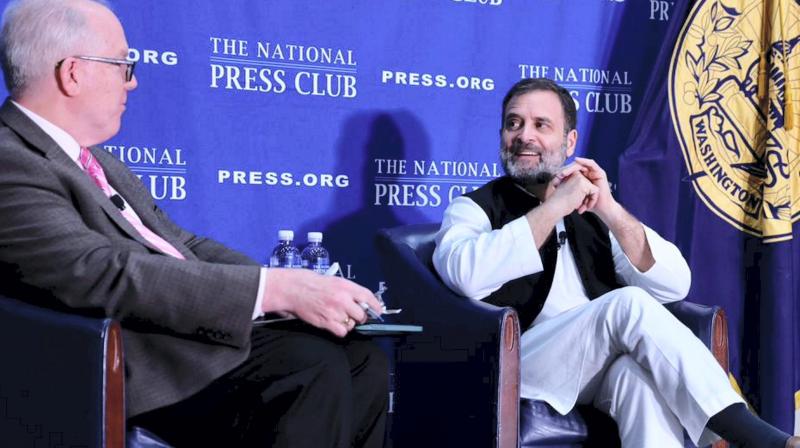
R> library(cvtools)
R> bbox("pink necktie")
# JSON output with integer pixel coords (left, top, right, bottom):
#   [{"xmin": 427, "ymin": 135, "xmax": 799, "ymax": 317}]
[{"xmin": 79, "ymin": 147, "xmax": 185, "ymax": 260}]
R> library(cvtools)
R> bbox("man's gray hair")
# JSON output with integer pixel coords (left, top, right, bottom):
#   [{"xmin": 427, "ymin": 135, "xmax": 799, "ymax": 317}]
[{"xmin": 0, "ymin": 0, "xmax": 111, "ymax": 97}]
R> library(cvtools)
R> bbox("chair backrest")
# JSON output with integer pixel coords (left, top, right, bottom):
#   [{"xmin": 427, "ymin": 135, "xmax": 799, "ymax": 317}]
[
  {"xmin": 384, "ymin": 222, "xmax": 439, "ymax": 255},
  {"xmin": 379, "ymin": 222, "xmax": 440, "ymax": 273},
  {"xmin": 375, "ymin": 223, "xmax": 467, "ymax": 322},
  {"xmin": 375, "ymin": 223, "xmax": 520, "ymax": 448},
  {"xmin": 0, "ymin": 295, "xmax": 125, "ymax": 447}
]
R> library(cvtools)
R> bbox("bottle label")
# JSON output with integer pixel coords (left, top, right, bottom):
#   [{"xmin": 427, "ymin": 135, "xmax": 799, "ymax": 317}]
[
  {"xmin": 310, "ymin": 257, "xmax": 330, "ymax": 273},
  {"xmin": 283, "ymin": 253, "xmax": 299, "ymax": 268}
]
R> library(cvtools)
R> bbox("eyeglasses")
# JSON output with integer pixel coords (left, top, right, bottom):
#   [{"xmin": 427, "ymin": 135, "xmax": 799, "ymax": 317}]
[{"xmin": 56, "ymin": 55, "xmax": 136, "ymax": 82}]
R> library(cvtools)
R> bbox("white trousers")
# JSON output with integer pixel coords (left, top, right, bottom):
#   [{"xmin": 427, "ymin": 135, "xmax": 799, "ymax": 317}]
[{"xmin": 519, "ymin": 286, "xmax": 743, "ymax": 447}]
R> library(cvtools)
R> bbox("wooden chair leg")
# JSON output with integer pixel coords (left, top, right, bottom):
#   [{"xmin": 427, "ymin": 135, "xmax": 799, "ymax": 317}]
[
  {"xmin": 106, "ymin": 322, "xmax": 125, "ymax": 448},
  {"xmin": 711, "ymin": 309, "xmax": 729, "ymax": 448},
  {"xmin": 498, "ymin": 313, "xmax": 519, "ymax": 448}
]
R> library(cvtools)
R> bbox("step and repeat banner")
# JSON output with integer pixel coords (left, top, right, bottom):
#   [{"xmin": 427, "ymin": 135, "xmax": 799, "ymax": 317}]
[{"xmin": 44, "ymin": 0, "xmax": 672, "ymax": 294}]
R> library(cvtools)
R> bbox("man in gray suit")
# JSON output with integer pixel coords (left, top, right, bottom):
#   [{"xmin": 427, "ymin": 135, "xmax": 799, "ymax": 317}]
[{"xmin": 0, "ymin": 0, "xmax": 388, "ymax": 446}]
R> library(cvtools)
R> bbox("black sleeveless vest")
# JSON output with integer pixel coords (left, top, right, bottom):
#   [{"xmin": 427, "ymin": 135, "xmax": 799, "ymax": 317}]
[{"xmin": 464, "ymin": 176, "xmax": 622, "ymax": 329}]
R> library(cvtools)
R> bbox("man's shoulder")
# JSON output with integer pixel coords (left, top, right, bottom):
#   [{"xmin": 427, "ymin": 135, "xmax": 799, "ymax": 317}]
[
  {"xmin": 0, "ymin": 125, "xmax": 52, "ymax": 173},
  {"xmin": 0, "ymin": 100, "xmax": 62, "ymax": 167},
  {"xmin": 0, "ymin": 115, "xmax": 25, "ymax": 145},
  {"xmin": 0, "ymin": 125, "xmax": 19, "ymax": 147}
]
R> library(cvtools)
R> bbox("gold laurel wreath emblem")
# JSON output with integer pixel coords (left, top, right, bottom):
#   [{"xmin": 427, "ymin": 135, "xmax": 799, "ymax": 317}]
[{"xmin": 669, "ymin": 0, "xmax": 800, "ymax": 242}]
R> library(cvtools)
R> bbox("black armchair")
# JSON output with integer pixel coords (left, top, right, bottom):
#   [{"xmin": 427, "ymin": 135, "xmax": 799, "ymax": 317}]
[
  {"xmin": 0, "ymin": 295, "xmax": 171, "ymax": 448},
  {"xmin": 376, "ymin": 223, "xmax": 729, "ymax": 448}
]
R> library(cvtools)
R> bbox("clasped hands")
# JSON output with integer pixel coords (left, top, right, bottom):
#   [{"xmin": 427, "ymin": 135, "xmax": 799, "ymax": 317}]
[{"xmin": 545, "ymin": 157, "xmax": 619, "ymax": 220}]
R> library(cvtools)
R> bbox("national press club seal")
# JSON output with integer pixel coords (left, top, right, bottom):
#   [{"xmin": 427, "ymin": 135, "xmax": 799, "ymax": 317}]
[{"xmin": 669, "ymin": 0, "xmax": 800, "ymax": 242}]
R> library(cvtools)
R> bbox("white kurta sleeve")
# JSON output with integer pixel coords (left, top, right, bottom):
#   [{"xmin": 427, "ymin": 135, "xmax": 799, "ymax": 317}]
[
  {"xmin": 432, "ymin": 196, "xmax": 543, "ymax": 300},
  {"xmin": 611, "ymin": 224, "xmax": 691, "ymax": 303}
]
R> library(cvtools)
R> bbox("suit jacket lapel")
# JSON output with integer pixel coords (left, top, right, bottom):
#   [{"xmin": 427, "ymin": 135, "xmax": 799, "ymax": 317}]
[
  {"xmin": 0, "ymin": 100, "xmax": 168, "ymax": 252},
  {"xmin": 92, "ymin": 147, "xmax": 195, "ymax": 259}
]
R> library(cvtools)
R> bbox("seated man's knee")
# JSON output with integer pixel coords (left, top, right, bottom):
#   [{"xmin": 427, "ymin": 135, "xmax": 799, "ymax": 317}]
[
  {"xmin": 613, "ymin": 286, "xmax": 663, "ymax": 315},
  {"xmin": 347, "ymin": 340, "xmax": 390, "ymax": 395},
  {"xmin": 365, "ymin": 343, "xmax": 390, "ymax": 382},
  {"xmin": 270, "ymin": 332, "xmax": 353, "ymax": 388},
  {"xmin": 307, "ymin": 347, "xmax": 356, "ymax": 397}
]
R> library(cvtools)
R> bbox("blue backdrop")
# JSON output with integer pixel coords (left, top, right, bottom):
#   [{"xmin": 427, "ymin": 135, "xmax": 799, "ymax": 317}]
[
  {"xmin": 91, "ymin": 0, "xmax": 667, "ymax": 293},
  {"xmin": 1, "ymin": 0, "xmax": 795, "ymax": 434}
]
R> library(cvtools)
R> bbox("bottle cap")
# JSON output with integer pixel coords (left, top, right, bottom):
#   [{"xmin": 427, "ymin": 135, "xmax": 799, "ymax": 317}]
[
  {"xmin": 278, "ymin": 230, "xmax": 294, "ymax": 240},
  {"xmin": 307, "ymin": 231, "xmax": 323, "ymax": 243}
]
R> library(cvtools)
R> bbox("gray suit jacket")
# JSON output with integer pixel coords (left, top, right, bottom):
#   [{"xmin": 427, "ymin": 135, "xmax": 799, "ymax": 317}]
[{"xmin": 0, "ymin": 99, "xmax": 262, "ymax": 417}]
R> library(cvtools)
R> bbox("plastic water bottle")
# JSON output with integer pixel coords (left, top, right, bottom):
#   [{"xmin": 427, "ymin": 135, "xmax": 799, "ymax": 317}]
[
  {"xmin": 269, "ymin": 230, "xmax": 301, "ymax": 268},
  {"xmin": 301, "ymin": 232, "xmax": 330, "ymax": 274}
]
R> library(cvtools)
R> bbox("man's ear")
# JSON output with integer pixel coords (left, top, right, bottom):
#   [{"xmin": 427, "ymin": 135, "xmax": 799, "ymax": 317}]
[
  {"xmin": 565, "ymin": 128, "xmax": 578, "ymax": 157},
  {"xmin": 55, "ymin": 58, "xmax": 81, "ymax": 96}
]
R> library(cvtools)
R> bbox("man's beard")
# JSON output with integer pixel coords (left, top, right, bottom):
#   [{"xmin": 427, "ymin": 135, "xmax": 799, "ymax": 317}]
[{"xmin": 501, "ymin": 139, "xmax": 569, "ymax": 190}]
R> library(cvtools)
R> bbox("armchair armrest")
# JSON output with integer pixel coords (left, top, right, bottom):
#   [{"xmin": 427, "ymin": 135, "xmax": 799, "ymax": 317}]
[
  {"xmin": 376, "ymin": 224, "xmax": 519, "ymax": 448},
  {"xmin": 665, "ymin": 300, "xmax": 729, "ymax": 372},
  {"xmin": 0, "ymin": 295, "xmax": 124, "ymax": 447},
  {"xmin": 667, "ymin": 301, "xmax": 731, "ymax": 448}
]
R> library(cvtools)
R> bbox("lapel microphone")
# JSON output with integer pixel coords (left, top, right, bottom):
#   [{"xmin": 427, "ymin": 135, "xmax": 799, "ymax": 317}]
[
  {"xmin": 555, "ymin": 231, "xmax": 567, "ymax": 250},
  {"xmin": 110, "ymin": 194, "xmax": 126, "ymax": 211}
]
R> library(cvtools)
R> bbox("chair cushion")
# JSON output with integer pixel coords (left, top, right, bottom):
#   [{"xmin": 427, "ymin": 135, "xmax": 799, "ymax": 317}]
[
  {"xmin": 520, "ymin": 399, "xmax": 621, "ymax": 448},
  {"xmin": 520, "ymin": 399, "xmax": 587, "ymax": 447},
  {"xmin": 127, "ymin": 427, "xmax": 173, "ymax": 448}
]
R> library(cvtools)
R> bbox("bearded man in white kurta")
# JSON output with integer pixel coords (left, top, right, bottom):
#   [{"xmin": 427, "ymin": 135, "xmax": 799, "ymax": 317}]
[{"xmin": 433, "ymin": 78, "xmax": 798, "ymax": 448}]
